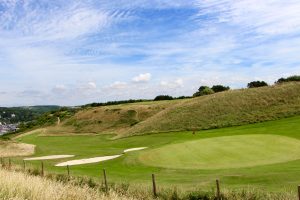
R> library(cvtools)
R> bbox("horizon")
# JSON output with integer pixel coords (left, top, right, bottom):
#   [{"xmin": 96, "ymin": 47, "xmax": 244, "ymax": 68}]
[{"xmin": 1, "ymin": 0, "xmax": 300, "ymax": 106}]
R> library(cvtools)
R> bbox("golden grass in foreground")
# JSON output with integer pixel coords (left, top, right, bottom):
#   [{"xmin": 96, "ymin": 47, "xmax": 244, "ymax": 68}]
[
  {"xmin": 0, "ymin": 169, "xmax": 296, "ymax": 200},
  {"xmin": 0, "ymin": 169, "xmax": 134, "ymax": 200},
  {"xmin": 0, "ymin": 141, "xmax": 34, "ymax": 157}
]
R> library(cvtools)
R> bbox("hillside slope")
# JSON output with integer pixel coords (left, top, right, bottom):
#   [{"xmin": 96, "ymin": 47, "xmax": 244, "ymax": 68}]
[
  {"xmin": 44, "ymin": 100, "xmax": 185, "ymax": 135},
  {"xmin": 40, "ymin": 82, "xmax": 300, "ymax": 136},
  {"xmin": 124, "ymin": 82, "xmax": 300, "ymax": 136}
]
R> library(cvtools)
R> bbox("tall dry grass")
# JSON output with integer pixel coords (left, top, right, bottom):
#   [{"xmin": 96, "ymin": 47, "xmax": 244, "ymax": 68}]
[
  {"xmin": 0, "ymin": 169, "xmax": 134, "ymax": 200},
  {"xmin": 0, "ymin": 141, "xmax": 34, "ymax": 157},
  {"xmin": 127, "ymin": 82, "xmax": 300, "ymax": 136},
  {"xmin": 0, "ymin": 168, "xmax": 297, "ymax": 200}
]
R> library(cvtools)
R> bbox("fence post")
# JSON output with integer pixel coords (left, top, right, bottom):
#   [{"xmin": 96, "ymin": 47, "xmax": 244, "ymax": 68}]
[
  {"xmin": 103, "ymin": 169, "xmax": 108, "ymax": 193},
  {"xmin": 67, "ymin": 165, "xmax": 70, "ymax": 178},
  {"xmin": 298, "ymin": 185, "xmax": 300, "ymax": 200},
  {"xmin": 41, "ymin": 161, "xmax": 44, "ymax": 176},
  {"xmin": 216, "ymin": 179, "xmax": 221, "ymax": 200},
  {"xmin": 0, "ymin": 158, "xmax": 3, "ymax": 167},
  {"xmin": 23, "ymin": 160, "xmax": 26, "ymax": 171},
  {"xmin": 8, "ymin": 158, "xmax": 11, "ymax": 170},
  {"xmin": 152, "ymin": 174, "xmax": 157, "ymax": 197}
]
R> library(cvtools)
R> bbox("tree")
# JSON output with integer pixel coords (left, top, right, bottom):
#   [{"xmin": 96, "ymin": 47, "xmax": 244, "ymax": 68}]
[
  {"xmin": 211, "ymin": 85, "xmax": 230, "ymax": 93},
  {"xmin": 247, "ymin": 81, "xmax": 268, "ymax": 88},
  {"xmin": 154, "ymin": 95, "xmax": 173, "ymax": 101},
  {"xmin": 193, "ymin": 86, "xmax": 214, "ymax": 97},
  {"xmin": 276, "ymin": 75, "xmax": 300, "ymax": 84}
]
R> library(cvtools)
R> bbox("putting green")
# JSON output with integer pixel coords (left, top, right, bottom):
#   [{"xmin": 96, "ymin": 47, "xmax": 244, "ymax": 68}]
[{"xmin": 139, "ymin": 134, "xmax": 300, "ymax": 169}]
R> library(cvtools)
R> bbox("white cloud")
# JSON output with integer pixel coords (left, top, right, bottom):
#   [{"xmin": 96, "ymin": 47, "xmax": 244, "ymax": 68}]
[
  {"xmin": 194, "ymin": 0, "xmax": 300, "ymax": 36},
  {"xmin": 109, "ymin": 81, "xmax": 128, "ymax": 89},
  {"xmin": 160, "ymin": 78, "xmax": 184, "ymax": 89},
  {"xmin": 132, "ymin": 73, "xmax": 151, "ymax": 83}
]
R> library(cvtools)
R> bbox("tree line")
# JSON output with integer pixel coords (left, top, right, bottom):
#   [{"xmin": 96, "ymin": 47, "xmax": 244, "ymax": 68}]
[{"xmin": 155, "ymin": 75, "xmax": 300, "ymax": 100}]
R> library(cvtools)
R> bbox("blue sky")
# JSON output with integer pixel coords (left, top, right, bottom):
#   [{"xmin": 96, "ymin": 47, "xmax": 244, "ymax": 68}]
[{"xmin": 0, "ymin": 0, "xmax": 300, "ymax": 106}]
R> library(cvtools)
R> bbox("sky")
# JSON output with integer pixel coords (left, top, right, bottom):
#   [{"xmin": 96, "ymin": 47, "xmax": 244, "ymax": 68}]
[{"xmin": 0, "ymin": 0, "xmax": 300, "ymax": 106}]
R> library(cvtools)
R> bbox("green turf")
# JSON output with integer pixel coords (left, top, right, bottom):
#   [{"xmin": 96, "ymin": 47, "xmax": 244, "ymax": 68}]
[
  {"xmin": 139, "ymin": 134, "xmax": 300, "ymax": 169},
  {"xmin": 14, "ymin": 115, "xmax": 300, "ymax": 192}
]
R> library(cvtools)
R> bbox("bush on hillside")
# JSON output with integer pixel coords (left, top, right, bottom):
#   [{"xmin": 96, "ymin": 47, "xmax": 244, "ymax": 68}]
[
  {"xmin": 247, "ymin": 81, "xmax": 268, "ymax": 88},
  {"xmin": 193, "ymin": 86, "xmax": 214, "ymax": 97},
  {"xmin": 154, "ymin": 95, "xmax": 174, "ymax": 101},
  {"xmin": 276, "ymin": 75, "xmax": 300, "ymax": 84},
  {"xmin": 211, "ymin": 85, "xmax": 230, "ymax": 93}
]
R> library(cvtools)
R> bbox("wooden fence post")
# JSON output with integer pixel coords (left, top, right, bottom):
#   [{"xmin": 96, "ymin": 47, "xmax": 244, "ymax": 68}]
[
  {"xmin": 152, "ymin": 174, "xmax": 157, "ymax": 197},
  {"xmin": 298, "ymin": 185, "xmax": 300, "ymax": 200},
  {"xmin": 23, "ymin": 160, "xmax": 26, "ymax": 171},
  {"xmin": 41, "ymin": 161, "xmax": 44, "ymax": 176},
  {"xmin": 67, "ymin": 165, "xmax": 70, "ymax": 178},
  {"xmin": 8, "ymin": 158, "xmax": 11, "ymax": 170},
  {"xmin": 103, "ymin": 169, "xmax": 108, "ymax": 193},
  {"xmin": 216, "ymin": 179, "xmax": 221, "ymax": 200}
]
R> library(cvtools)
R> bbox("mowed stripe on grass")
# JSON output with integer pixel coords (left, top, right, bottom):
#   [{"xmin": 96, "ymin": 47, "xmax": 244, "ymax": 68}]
[{"xmin": 139, "ymin": 134, "xmax": 300, "ymax": 169}]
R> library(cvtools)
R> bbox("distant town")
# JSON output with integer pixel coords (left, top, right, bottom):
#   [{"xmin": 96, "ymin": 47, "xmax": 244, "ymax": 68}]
[
  {"xmin": 0, "ymin": 112, "xmax": 19, "ymax": 135},
  {"xmin": 0, "ymin": 122, "xmax": 18, "ymax": 135}
]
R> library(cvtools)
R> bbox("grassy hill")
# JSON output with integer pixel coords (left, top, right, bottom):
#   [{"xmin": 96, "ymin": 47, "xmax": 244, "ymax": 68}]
[
  {"xmin": 126, "ymin": 82, "xmax": 300, "ymax": 136},
  {"xmin": 45, "ymin": 100, "xmax": 185, "ymax": 135},
  {"xmin": 42, "ymin": 82, "xmax": 300, "ymax": 136}
]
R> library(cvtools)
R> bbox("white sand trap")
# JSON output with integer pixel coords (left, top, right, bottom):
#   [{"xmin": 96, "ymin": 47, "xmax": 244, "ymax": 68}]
[
  {"xmin": 124, "ymin": 147, "xmax": 148, "ymax": 153},
  {"xmin": 55, "ymin": 155, "xmax": 121, "ymax": 167},
  {"xmin": 24, "ymin": 155, "xmax": 74, "ymax": 161}
]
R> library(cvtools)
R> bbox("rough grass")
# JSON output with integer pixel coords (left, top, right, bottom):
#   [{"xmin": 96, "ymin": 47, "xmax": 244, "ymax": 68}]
[
  {"xmin": 0, "ymin": 169, "xmax": 133, "ymax": 200},
  {"xmin": 44, "ymin": 100, "xmax": 182, "ymax": 135},
  {"xmin": 139, "ymin": 134, "xmax": 300, "ymax": 169},
  {"xmin": 126, "ymin": 82, "xmax": 300, "ymax": 136},
  {"xmin": 31, "ymin": 82, "xmax": 300, "ymax": 137},
  {"xmin": 0, "ymin": 168, "xmax": 296, "ymax": 200},
  {"xmin": 0, "ymin": 141, "xmax": 34, "ymax": 157}
]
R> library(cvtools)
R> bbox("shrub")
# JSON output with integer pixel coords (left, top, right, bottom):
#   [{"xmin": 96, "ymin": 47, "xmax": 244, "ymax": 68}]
[
  {"xmin": 154, "ymin": 95, "xmax": 174, "ymax": 101},
  {"xmin": 193, "ymin": 86, "xmax": 215, "ymax": 97},
  {"xmin": 247, "ymin": 81, "xmax": 268, "ymax": 88},
  {"xmin": 211, "ymin": 85, "xmax": 230, "ymax": 93},
  {"xmin": 276, "ymin": 75, "xmax": 300, "ymax": 84}
]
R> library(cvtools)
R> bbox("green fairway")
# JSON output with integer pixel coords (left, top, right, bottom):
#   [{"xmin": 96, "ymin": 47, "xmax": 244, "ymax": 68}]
[
  {"xmin": 14, "ymin": 115, "xmax": 300, "ymax": 192},
  {"xmin": 139, "ymin": 134, "xmax": 300, "ymax": 169}
]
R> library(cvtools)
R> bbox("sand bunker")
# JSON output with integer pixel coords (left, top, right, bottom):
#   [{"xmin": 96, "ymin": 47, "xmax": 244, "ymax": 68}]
[
  {"xmin": 55, "ymin": 155, "xmax": 121, "ymax": 166},
  {"xmin": 124, "ymin": 147, "xmax": 148, "ymax": 153},
  {"xmin": 24, "ymin": 155, "xmax": 74, "ymax": 161}
]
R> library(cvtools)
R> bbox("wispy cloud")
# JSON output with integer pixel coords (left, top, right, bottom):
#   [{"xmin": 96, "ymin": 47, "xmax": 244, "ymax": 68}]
[{"xmin": 0, "ymin": 0, "xmax": 299, "ymax": 106}]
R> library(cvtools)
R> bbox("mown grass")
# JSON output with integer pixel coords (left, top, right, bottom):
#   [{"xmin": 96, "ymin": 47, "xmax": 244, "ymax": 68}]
[
  {"xmin": 139, "ymin": 134, "xmax": 300, "ymax": 169},
  {"xmin": 14, "ymin": 115, "xmax": 300, "ymax": 193}
]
